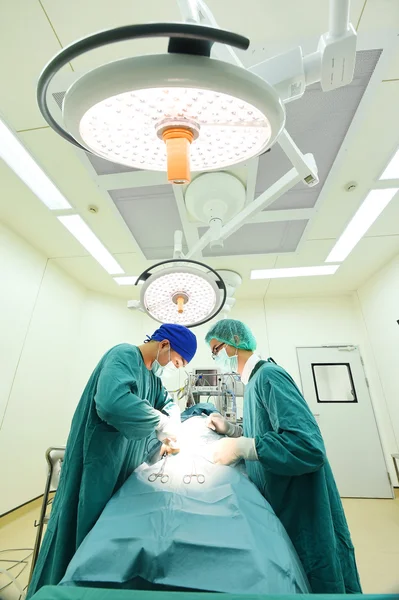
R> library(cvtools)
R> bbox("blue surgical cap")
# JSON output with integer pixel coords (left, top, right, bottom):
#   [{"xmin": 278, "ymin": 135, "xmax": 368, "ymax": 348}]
[{"xmin": 148, "ymin": 323, "xmax": 197, "ymax": 363}]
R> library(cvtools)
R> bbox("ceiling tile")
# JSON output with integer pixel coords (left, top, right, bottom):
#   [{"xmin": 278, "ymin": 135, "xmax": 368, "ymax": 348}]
[
  {"xmin": 200, "ymin": 220, "xmax": 308, "ymax": 257},
  {"xmin": 110, "ymin": 185, "xmax": 187, "ymax": 259},
  {"xmin": 255, "ymin": 50, "xmax": 382, "ymax": 211}
]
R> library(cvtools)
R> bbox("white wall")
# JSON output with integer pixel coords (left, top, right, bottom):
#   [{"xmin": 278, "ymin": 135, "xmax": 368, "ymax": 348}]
[
  {"xmin": 0, "ymin": 223, "xmax": 85, "ymax": 514},
  {"xmin": 1, "ymin": 218, "xmax": 398, "ymax": 513},
  {"xmin": 69, "ymin": 291, "xmax": 148, "ymax": 404},
  {"xmin": 0, "ymin": 223, "xmax": 47, "ymax": 427},
  {"xmin": 357, "ymin": 254, "xmax": 399, "ymax": 458}
]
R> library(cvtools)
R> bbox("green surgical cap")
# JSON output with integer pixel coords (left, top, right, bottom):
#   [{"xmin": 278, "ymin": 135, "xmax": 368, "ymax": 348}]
[{"xmin": 205, "ymin": 319, "xmax": 257, "ymax": 351}]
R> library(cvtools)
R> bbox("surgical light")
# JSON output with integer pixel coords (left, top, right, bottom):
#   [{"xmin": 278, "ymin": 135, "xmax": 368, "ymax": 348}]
[
  {"xmin": 251, "ymin": 265, "xmax": 339, "ymax": 279},
  {"xmin": 37, "ymin": 22, "xmax": 285, "ymax": 184},
  {"xmin": 0, "ymin": 117, "xmax": 71, "ymax": 210},
  {"xmin": 76, "ymin": 86, "xmax": 271, "ymax": 175},
  {"xmin": 325, "ymin": 188, "xmax": 399, "ymax": 263},
  {"xmin": 136, "ymin": 259, "xmax": 226, "ymax": 327},
  {"xmin": 58, "ymin": 215, "xmax": 124, "ymax": 275}
]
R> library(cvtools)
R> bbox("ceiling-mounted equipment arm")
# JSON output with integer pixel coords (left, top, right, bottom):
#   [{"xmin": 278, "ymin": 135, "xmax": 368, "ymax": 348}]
[
  {"xmin": 319, "ymin": 0, "xmax": 356, "ymax": 91},
  {"xmin": 329, "ymin": 0, "xmax": 351, "ymax": 38},
  {"xmin": 176, "ymin": 0, "xmax": 201, "ymax": 24},
  {"xmin": 277, "ymin": 129, "xmax": 319, "ymax": 186},
  {"xmin": 185, "ymin": 166, "xmax": 304, "ymax": 259},
  {"xmin": 173, "ymin": 230, "xmax": 184, "ymax": 259},
  {"xmin": 249, "ymin": 0, "xmax": 356, "ymax": 102},
  {"xmin": 176, "ymin": 0, "xmax": 245, "ymax": 68}
]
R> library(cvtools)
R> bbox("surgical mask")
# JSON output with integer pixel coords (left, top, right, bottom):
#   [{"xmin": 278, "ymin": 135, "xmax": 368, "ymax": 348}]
[
  {"xmin": 214, "ymin": 347, "xmax": 238, "ymax": 373},
  {"xmin": 151, "ymin": 347, "xmax": 177, "ymax": 378}
]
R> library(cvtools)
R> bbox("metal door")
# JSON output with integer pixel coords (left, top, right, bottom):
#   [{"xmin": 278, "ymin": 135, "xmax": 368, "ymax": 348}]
[{"xmin": 297, "ymin": 346, "xmax": 392, "ymax": 498}]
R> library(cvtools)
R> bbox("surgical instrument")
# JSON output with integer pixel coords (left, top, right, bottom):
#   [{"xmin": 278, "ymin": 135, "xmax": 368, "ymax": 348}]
[
  {"xmin": 148, "ymin": 454, "xmax": 169, "ymax": 484},
  {"xmin": 183, "ymin": 460, "xmax": 205, "ymax": 484}
]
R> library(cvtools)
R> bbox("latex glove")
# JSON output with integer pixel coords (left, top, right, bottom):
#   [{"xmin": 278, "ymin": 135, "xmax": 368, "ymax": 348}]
[
  {"xmin": 160, "ymin": 439, "xmax": 180, "ymax": 456},
  {"xmin": 206, "ymin": 413, "xmax": 242, "ymax": 438},
  {"xmin": 211, "ymin": 437, "xmax": 258, "ymax": 465},
  {"xmin": 155, "ymin": 412, "xmax": 181, "ymax": 443}
]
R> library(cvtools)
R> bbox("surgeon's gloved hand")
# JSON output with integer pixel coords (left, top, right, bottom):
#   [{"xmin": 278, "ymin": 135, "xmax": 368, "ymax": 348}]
[
  {"xmin": 160, "ymin": 440, "xmax": 180, "ymax": 456},
  {"xmin": 156, "ymin": 412, "xmax": 181, "ymax": 446},
  {"xmin": 206, "ymin": 413, "xmax": 242, "ymax": 438},
  {"xmin": 211, "ymin": 437, "xmax": 258, "ymax": 465}
]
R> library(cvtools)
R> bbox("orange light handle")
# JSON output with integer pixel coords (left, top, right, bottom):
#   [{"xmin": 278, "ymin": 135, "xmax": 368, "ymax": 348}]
[
  {"xmin": 162, "ymin": 128, "xmax": 194, "ymax": 185},
  {"xmin": 176, "ymin": 295, "xmax": 185, "ymax": 314}
]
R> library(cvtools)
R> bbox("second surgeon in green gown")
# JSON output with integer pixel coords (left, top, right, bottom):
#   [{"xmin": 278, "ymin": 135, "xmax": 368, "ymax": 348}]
[
  {"xmin": 28, "ymin": 323, "xmax": 197, "ymax": 598},
  {"xmin": 205, "ymin": 319, "xmax": 362, "ymax": 595}
]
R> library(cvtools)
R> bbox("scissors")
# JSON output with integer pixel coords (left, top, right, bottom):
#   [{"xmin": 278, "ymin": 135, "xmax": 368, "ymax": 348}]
[
  {"xmin": 148, "ymin": 454, "xmax": 169, "ymax": 484},
  {"xmin": 183, "ymin": 460, "xmax": 205, "ymax": 485}
]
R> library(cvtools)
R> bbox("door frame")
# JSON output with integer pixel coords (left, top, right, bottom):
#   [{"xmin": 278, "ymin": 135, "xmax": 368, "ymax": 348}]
[{"xmin": 296, "ymin": 344, "xmax": 393, "ymax": 494}]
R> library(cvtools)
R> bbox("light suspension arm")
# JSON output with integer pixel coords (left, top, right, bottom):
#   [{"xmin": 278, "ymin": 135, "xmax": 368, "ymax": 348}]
[
  {"xmin": 185, "ymin": 167, "xmax": 302, "ymax": 259},
  {"xmin": 173, "ymin": 230, "xmax": 184, "ymax": 259},
  {"xmin": 329, "ymin": 0, "xmax": 351, "ymax": 38},
  {"xmin": 176, "ymin": 0, "xmax": 245, "ymax": 68},
  {"xmin": 278, "ymin": 129, "xmax": 319, "ymax": 186},
  {"xmin": 176, "ymin": 0, "xmax": 201, "ymax": 24},
  {"xmin": 249, "ymin": 0, "xmax": 356, "ymax": 101}
]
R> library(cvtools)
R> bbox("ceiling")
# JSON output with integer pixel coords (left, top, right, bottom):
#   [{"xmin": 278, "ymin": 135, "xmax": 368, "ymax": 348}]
[{"xmin": 1, "ymin": 0, "xmax": 399, "ymax": 302}]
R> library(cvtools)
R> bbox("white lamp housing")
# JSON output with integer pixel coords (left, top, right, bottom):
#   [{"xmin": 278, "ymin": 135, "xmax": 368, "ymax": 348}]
[
  {"xmin": 134, "ymin": 259, "xmax": 227, "ymax": 327},
  {"xmin": 62, "ymin": 54, "xmax": 285, "ymax": 174}
]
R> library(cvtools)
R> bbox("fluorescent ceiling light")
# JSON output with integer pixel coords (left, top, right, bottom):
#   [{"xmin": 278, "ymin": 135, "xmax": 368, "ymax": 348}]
[
  {"xmin": 58, "ymin": 215, "xmax": 124, "ymax": 275},
  {"xmin": 0, "ymin": 117, "xmax": 71, "ymax": 210},
  {"xmin": 380, "ymin": 148, "xmax": 399, "ymax": 180},
  {"xmin": 251, "ymin": 265, "xmax": 339, "ymax": 279},
  {"xmin": 326, "ymin": 188, "xmax": 399, "ymax": 263},
  {"xmin": 114, "ymin": 276, "xmax": 141, "ymax": 286}
]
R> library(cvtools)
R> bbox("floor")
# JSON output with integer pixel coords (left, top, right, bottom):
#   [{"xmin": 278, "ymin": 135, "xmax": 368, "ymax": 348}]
[
  {"xmin": 1, "ymin": 493, "xmax": 398, "ymax": 599},
  {"xmin": 0, "ymin": 498, "xmax": 41, "ymax": 600},
  {"xmin": 342, "ymin": 493, "xmax": 399, "ymax": 594}
]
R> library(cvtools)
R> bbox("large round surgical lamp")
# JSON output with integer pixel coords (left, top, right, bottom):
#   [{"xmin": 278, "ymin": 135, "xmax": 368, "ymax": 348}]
[
  {"xmin": 37, "ymin": 23, "xmax": 285, "ymax": 184},
  {"xmin": 135, "ymin": 259, "xmax": 226, "ymax": 328}
]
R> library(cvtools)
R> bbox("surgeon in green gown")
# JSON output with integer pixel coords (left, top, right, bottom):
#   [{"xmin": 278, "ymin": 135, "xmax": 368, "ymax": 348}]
[
  {"xmin": 28, "ymin": 323, "xmax": 197, "ymax": 598},
  {"xmin": 205, "ymin": 319, "xmax": 362, "ymax": 594}
]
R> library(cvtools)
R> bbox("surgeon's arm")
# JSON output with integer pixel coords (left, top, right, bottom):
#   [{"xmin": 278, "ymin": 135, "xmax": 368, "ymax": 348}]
[
  {"xmin": 255, "ymin": 369, "xmax": 326, "ymax": 477},
  {"xmin": 95, "ymin": 346, "xmax": 160, "ymax": 440},
  {"xmin": 154, "ymin": 384, "xmax": 179, "ymax": 417},
  {"xmin": 154, "ymin": 384, "xmax": 181, "ymax": 435}
]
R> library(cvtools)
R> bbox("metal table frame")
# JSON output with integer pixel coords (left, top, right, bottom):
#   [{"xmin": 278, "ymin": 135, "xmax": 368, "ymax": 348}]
[{"xmin": 28, "ymin": 447, "xmax": 65, "ymax": 583}]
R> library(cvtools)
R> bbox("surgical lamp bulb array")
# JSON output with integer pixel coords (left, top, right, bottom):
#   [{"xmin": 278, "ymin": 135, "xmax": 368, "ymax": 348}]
[{"xmin": 78, "ymin": 87, "xmax": 272, "ymax": 183}]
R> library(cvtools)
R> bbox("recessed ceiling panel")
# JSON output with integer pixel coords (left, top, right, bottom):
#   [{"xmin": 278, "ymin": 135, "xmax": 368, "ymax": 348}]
[
  {"xmin": 255, "ymin": 49, "xmax": 382, "ymax": 211},
  {"xmin": 200, "ymin": 220, "xmax": 308, "ymax": 257},
  {"xmin": 109, "ymin": 185, "xmax": 187, "ymax": 259},
  {"xmin": 85, "ymin": 153, "xmax": 139, "ymax": 176}
]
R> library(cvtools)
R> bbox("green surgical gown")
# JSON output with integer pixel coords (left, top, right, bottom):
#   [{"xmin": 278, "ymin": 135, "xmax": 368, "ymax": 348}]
[
  {"xmin": 28, "ymin": 344, "xmax": 176, "ymax": 598},
  {"xmin": 244, "ymin": 360, "xmax": 362, "ymax": 594}
]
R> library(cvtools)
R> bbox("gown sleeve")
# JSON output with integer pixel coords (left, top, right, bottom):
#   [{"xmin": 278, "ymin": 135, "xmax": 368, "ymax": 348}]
[
  {"xmin": 254, "ymin": 367, "xmax": 326, "ymax": 476},
  {"xmin": 94, "ymin": 345, "xmax": 160, "ymax": 439},
  {"xmin": 154, "ymin": 384, "xmax": 181, "ymax": 424}
]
